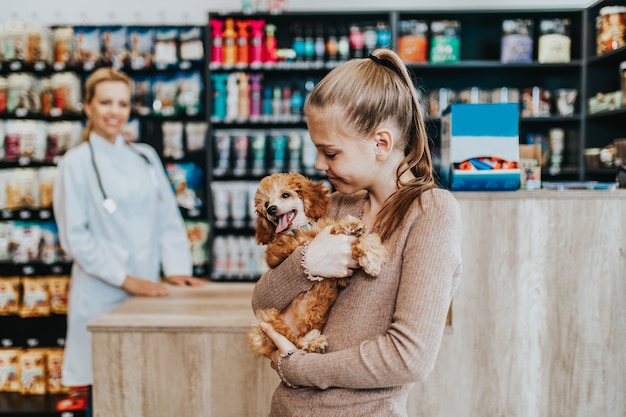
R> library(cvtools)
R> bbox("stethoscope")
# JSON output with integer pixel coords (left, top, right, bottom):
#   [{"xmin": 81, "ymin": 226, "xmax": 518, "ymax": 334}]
[{"xmin": 88, "ymin": 139, "xmax": 159, "ymax": 214}]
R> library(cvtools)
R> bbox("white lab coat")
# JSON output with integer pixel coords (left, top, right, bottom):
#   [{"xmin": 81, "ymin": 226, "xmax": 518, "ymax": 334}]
[{"xmin": 53, "ymin": 132, "xmax": 192, "ymax": 386}]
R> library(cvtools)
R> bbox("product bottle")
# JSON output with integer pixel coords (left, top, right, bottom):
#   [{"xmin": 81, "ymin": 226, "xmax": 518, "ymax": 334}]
[
  {"xmin": 262, "ymin": 86, "xmax": 273, "ymax": 119},
  {"xmin": 314, "ymin": 24, "xmax": 326, "ymax": 64},
  {"xmin": 264, "ymin": 24, "xmax": 277, "ymax": 63},
  {"xmin": 249, "ymin": 73, "xmax": 263, "ymax": 120},
  {"xmin": 237, "ymin": 72, "xmax": 250, "ymax": 120},
  {"xmin": 226, "ymin": 72, "xmax": 239, "ymax": 120},
  {"xmin": 291, "ymin": 86, "xmax": 304, "ymax": 116},
  {"xmin": 209, "ymin": 18, "xmax": 224, "ymax": 64},
  {"xmin": 303, "ymin": 24, "xmax": 315, "ymax": 62},
  {"xmin": 292, "ymin": 23, "xmax": 305, "ymax": 61},
  {"xmin": 326, "ymin": 25, "xmax": 338, "ymax": 62},
  {"xmin": 272, "ymin": 86, "xmax": 282, "ymax": 119},
  {"xmin": 236, "ymin": 20, "xmax": 250, "ymax": 66},
  {"xmin": 376, "ymin": 21, "xmax": 391, "ymax": 49},
  {"xmin": 281, "ymin": 86, "xmax": 292, "ymax": 118},
  {"xmin": 249, "ymin": 19, "xmax": 265, "ymax": 66},
  {"xmin": 337, "ymin": 25, "xmax": 350, "ymax": 61},
  {"xmin": 538, "ymin": 18, "xmax": 571, "ymax": 63},
  {"xmin": 222, "ymin": 18, "xmax": 237, "ymax": 66},
  {"xmin": 349, "ymin": 24, "xmax": 365, "ymax": 58},
  {"xmin": 210, "ymin": 73, "xmax": 229, "ymax": 120},
  {"xmin": 363, "ymin": 25, "xmax": 378, "ymax": 55}
]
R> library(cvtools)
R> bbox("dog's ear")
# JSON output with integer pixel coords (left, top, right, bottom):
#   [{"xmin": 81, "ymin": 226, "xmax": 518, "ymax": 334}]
[
  {"xmin": 297, "ymin": 177, "xmax": 329, "ymax": 220},
  {"xmin": 255, "ymin": 215, "xmax": 275, "ymax": 245}
]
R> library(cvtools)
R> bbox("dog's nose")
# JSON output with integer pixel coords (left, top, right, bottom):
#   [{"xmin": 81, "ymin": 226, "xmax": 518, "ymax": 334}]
[{"xmin": 267, "ymin": 205, "xmax": 277, "ymax": 215}]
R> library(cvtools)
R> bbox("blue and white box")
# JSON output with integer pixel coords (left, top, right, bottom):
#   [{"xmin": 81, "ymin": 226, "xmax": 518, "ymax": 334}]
[{"xmin": 440, "ymin": 103, "xmax": 521, "ymax": 191}]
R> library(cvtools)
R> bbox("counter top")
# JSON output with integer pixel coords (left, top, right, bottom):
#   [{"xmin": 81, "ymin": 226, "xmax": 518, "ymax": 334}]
[
  {"xmin": 452, "ymin": 189, "xmax": 626, "ymax": 199},
  {"xmin": 88, "ymin": 282, "xmax": 256, "ymax": 333}
]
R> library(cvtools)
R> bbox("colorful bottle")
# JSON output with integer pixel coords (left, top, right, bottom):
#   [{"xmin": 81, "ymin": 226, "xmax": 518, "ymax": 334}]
[
  {"xmin": 222, "ymin": 18, "xmax": 237, "ymax": 66},
  {"xmin": 249, "ymin": 73, "xmax": 263, "ymax": 119},
  {"xmin": 376, "ymin": 21, "xmax": 391, "ymax": 48},
  {"xmin": 314, "ymin": 24, "xmax": 325, "ymax": 64},
  {"xmin": 326, "ymin": 25, "xmax": 338, "ymax": 62},
  {"xmin": 264, "ymin": 24, "xmax": 277, "ymax": 63},
  {"xmin": 337, "ymin": 25, "xmax": 350, "ymax": 61},
  {"xmin": 291, "ymin": 23, "xmax": 305, "ymax": 61},
  {"xmin": 349, "ymin": 24, "xmax": 365, "ymax": 58},
  {"xmin": 236, "ymin": 19, "xmax": 250, "ymax": 66},
  {"xmin": 237, "ymin": 72, "xmax": 250, "ymax": 120},
  {"xmin": 209, "ymin": 18, "xmax": 224, "ymax": 64},
  {"xmin": 303, "ymin": 24, "xmax": 315, "ymax": 62},
  {"xmin": 210, "ymin": 73, "xmax": 229, "ymax": 120},
  {"xmin": 249, "ymin": 19, "xmax": 265, "ymax": 66}
]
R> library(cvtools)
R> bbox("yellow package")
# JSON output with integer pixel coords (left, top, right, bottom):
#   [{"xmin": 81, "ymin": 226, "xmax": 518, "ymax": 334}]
[
  {"xmin": 19, "ymin": 277, "xmax": 50, "ymax": 317},
  {"xmin": 0, "ymin": 348, "xmax": 22, "ymax": 392},
  {"xmin": 19, "ymin": 349, "xmax": 47, "ymax": 395},
  {"xmin": 48, "ymin": 276, "xmax": 69, "ymax": 314},
  {"xmin": 0, "ymin": 277, "xmax": 21, "ymax": 315},
  {"xmin": 46, "ymin": 348, "xmax": 68, "ymax": 394}
]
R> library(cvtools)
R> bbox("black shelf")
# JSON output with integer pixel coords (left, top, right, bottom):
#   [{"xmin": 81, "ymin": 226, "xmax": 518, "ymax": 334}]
[{"xmin": 0, "ymin": 392, "xmax": 84, "ymax": 417}]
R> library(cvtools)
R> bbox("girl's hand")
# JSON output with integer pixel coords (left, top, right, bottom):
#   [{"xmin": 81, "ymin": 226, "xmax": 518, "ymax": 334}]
[
  {"xmin": 166, "ymin": 275, "xmax": 205, "ymax": 287},
  {"xmin": 121, "ymin": 275, "xmax": 169, "ymax": 297},
  {"xmin": 305, "ymin": 226, "xmax": 359, "ymax": 278},
  {"xmin": 260, "ymin": 321, "xmax": 296, "ymax": 372}
]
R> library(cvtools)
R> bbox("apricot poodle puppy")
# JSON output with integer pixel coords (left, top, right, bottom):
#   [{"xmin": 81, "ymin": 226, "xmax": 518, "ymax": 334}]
[{"xmin": 248, "ymin": 172, "xmax": 386, "ymax": 357}]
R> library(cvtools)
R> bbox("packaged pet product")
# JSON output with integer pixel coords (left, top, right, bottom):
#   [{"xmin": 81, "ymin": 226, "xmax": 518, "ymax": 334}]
[
  {"xmin": 14, "ymin": 168, "xmax": 41, "ymax": 209},
  {"xmin": 40, "ymin": 222, "xmax": 61, "ymax": 264},
  {"xmin": 25, "ymin": 24, "xmax": 53, "ymax": 65},
  {"xmin": 165, "ymin": 162, "xmax": 204, "ymax": 212},
  {"xmin": 0, "ymin": 277, "xmax": 20, "ymax": 315},
  {"xmin": 151, "ymin": 74, "xmax": 178, "ymax": 116},
  {"xmin": 176, "ymin": 71, "xmax": 203, "ymax": 116},
  {"xmin": 11, "ymin": 222, "xmax": 43, "ymax": 263},
  {"xmin": 52, "ymin": 27, "xmax": 75, "ymax": 68},
  {"xmin": 73, "ymin": 26, "xmax": 101, "ymax": 70},
  {"xmin": 397, "ymin": 19, "xmax": 428, "ymax": 64},
  {"xmin": 185, "ymin": 220, "xmax": 209, "ymax": 266},
  {"xmin": 51, "ymin": 72, "xmax": 82, "ymax": 114},
  {"xmin": 128, "ymin": 26, "xmax": 155, "ymax": 70},
  {"xmin": 185, "ymin": 122, "xmax": 208, "ymax": 152},
  {"xmin": 100, "ymin": 26, "xmax": 128, "ymax": 68},
  {"xmin": 596, "ymin": 6, "xmax": 626, "ymax": 55},
  {"xmin": 0, "ymin": 348, "xmax": 21, "ymax": 392},
  {"xmin": 0, "ymin": 223, "xmax": 12, "ymax": 261},
  {"xmin": 163, "ymin": 121, "xmax": 184, "ymax": 159},
  {"xmin": 0, "ymin": 77, "xmax": 7, "ymax": 114},
  {"xmin": 232, "ymin": 132, "xmax": 249, "ymax": 177},
  {"xmin": 179, "ymin": 26, "xmax": 205, "ymax": 63},
  {"xmin": 19, "ymin": 120, "xmax": 47, "ymax": 162},
  {"xmin": 7, "ymin": 73, "xmax": 41, "ymax": 115},
  {"xmin": 430, "ymin": 20, "xmax": 460, "ymax": 63},
  {"xmin": 46, "ymin": 121, "xmax": 82, "ymax": 163},
  {"xmin": 46, "ymin": 348, "xmax": 68, "ymax": 394},
  {"xmin": 48, "ymin": 276, "xmax": 69, "ymax": 314},
  {"xmin": 212, "ymin": 131, "xmax": 232, "ymax": 177},
  {"xmin": 19, "ymin": 277, "xmax": 50, "ymax": 317},
  {"xmin": 154, "ymin": 27, "xmax": 179, "ymax": 69},
  {"xmin": 1, "ymin": 23, "xmax": 27, "ymax": 62},
  {"xmin": 211, "ymin": 182, "xmax": 231, "ymax": 228},
  {"xmin": 538, "ymin": 18, "xmax": 571, "ymax": 63},
  {"xmin": 0, "ymin": 120, "xmax": 5, "ymax": 160},
  {"xmin": 131, "ymin": 75, "xmax": 152, "ymax": 116},
  {"xmin": 501, "ymin": 19, "xmax": 533, "ymax": 63},
  {"xmin": 18, "ymin": 349, "xmax": 47, "ymax": 395}
]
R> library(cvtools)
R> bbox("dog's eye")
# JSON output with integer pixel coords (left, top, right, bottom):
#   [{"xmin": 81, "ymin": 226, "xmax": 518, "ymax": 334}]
[
  {"xmin": 264, "ymin": 202, "xmax": 269, "ymax": 208},
  {"xmin": 281, "ymin": 192, "xmax": 290, "ymax": 199}
]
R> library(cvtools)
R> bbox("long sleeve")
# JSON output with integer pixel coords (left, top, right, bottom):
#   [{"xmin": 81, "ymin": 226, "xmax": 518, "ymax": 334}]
[
  {"xmin": 53, "ymin": 147, "xmax": 129, "ymax": 287},
  {"xmin": 277, "ymin": 189, "xmax": 463, "ymax": 389}
]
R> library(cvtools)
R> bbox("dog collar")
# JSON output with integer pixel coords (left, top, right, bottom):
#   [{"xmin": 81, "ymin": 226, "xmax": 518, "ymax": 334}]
[{"xmin": 291, "ymin": 222, "xmax": 313, "ymax": 235}]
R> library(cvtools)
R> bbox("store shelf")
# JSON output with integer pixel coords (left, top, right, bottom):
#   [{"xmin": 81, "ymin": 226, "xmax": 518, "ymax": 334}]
[{"xmin": 0, "ymin": 392, "xmax": 85, "ymax": 417}]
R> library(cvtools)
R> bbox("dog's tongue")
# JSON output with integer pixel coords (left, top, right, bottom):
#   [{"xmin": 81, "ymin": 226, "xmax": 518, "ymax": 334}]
[{"xmin": 275, "ymin": 213, "xmax": 291, "ymax": 233}]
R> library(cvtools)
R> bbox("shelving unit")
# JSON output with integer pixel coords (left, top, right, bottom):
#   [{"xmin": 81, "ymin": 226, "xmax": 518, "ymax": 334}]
[
  {"xmin": 583, "ymin": 0, "xmax": 626, "ymax": 181},
  {"xmin": 205, "ymin": 7, "xmax": 610, "ymax": 281},
  {"xmin": 0, "ymin": 24, "xmax": 209, "ymax": 416}
]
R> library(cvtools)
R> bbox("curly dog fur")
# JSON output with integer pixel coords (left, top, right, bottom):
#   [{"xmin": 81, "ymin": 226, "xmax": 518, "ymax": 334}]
[{"xmin": 248, "ymin": 172, "xmax": 387, "ymax": 357}]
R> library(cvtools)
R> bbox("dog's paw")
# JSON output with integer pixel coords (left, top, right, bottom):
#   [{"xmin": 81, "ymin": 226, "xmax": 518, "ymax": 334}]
[
  {"xmin": 355, "ymin": 234, "xmax": 387, "ymax": 277},
  {"xmin": 298, "ymin": 329, "xmax": 329, "ymax": 353},
  {"xmin": 331, "ymin": 215, "xmax": 366, "ymax": 237}
]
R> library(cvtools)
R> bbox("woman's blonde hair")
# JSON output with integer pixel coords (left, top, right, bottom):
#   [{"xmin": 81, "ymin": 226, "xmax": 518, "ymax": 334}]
[
  {"xmin": 303, "ymin": 48, "xmax": 435, "ymax": 242},
  {"xmin": 81, "ymin": 67, "xmax": 132, "ymax": 142}
]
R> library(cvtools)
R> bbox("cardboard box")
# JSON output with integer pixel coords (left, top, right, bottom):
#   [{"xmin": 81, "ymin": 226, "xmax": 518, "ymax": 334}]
[
  {"xmin": 440, "ymin": 103, "xmax": 520, "ymax": 191},
  {"xmin": 519, "ymin": 144, "xmax": 542, "ymax": 190}
]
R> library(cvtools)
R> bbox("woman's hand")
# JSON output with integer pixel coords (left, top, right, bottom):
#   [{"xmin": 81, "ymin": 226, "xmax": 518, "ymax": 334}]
[
  {"xmin": 121, "ymin": 275, "xmax": 169, "ymax": 297},
  {"xmin": 166, "ymin": 275, "xmax": 205, "ymax": 287},
  {"xmin": 305, "ymin": 226, "xmax": 359, "ymax": 279},
  {"xmin": 260, "ymin": 321, "xmax": 296, "ymax": 372}
]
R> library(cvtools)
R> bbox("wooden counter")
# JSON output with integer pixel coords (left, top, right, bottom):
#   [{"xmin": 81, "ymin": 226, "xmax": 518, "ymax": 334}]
[{"xmin": 89, "ymin": 190, "xmax": 626, "ymax": 417}]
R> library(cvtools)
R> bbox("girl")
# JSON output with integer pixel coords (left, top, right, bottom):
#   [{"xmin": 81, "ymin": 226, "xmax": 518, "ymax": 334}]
[
  {"xmin": 53, "ymin": 68, "xmax": 204, "ymax": 415},
  {"xmin": 252, "ymin": 48, "xmax": 463, "ymax": 417}
]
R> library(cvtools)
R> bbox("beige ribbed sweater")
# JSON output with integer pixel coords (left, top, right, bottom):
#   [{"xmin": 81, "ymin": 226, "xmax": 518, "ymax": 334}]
[{"xmin": 251, "ymin": 188, "xmax": 463, "ymax": 417}]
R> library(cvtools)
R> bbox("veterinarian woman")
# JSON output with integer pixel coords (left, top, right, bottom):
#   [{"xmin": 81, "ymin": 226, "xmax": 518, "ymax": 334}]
[
  {"xmin": 252, "ymin": 48, "xmax": 463, "ymax": 417},
  {"xmin": 53, "ymin": 67, "xmax": 204, "ymax": 416}
]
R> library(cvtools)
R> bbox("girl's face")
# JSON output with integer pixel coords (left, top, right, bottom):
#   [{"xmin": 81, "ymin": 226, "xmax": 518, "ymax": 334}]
[
  {"xmin": 84, "ymin": 81, "xmax": 131, "ymax": 143},
  {"xmin": 308, "ymin": 117, "xmax": 379, "ymax": 194}
]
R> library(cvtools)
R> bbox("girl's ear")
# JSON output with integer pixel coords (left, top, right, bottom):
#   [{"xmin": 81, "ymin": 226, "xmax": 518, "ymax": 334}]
[{"xmin": 374, "ymin": 128, "xmax": 393, "ymax": 161}]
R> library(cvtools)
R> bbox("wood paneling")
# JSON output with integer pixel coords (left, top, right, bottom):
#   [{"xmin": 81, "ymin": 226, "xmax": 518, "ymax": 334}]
[{"xmin": 90, "ymin": 190, "xmax": 626, "ymax": 417}]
